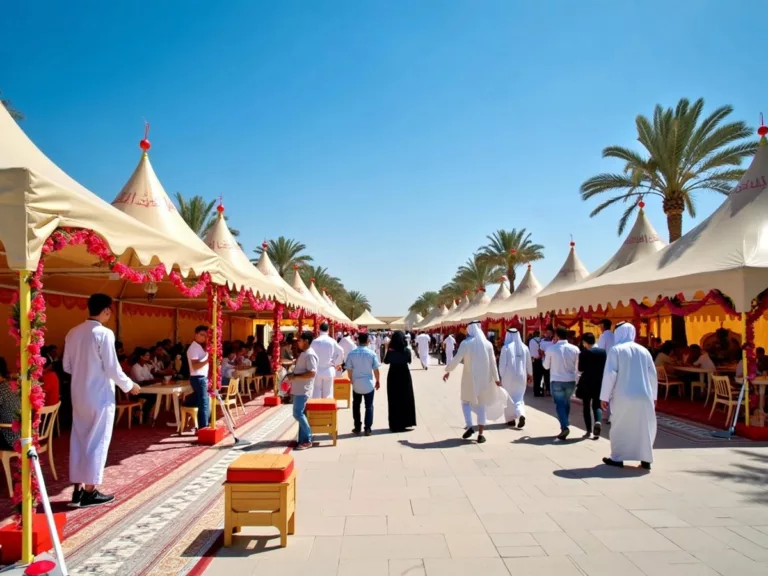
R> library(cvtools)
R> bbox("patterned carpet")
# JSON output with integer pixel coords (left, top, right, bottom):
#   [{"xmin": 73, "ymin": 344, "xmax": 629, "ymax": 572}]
[
  {"xmin": 0, "ymin": 396, "xmax": 270, "ymax": 537},
  {"xmin": 60, "ymin": 404, "xmax": 297, "ymax": 576}
]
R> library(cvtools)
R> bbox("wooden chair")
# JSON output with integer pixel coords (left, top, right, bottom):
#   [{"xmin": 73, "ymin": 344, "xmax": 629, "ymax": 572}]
[
  {"xmin": 709, "ymin": 375, "xmax": 742, "ymax": 426},
  {"xmin": 1, "ymin": 402, "xmax": 61, "ymax": 496},
  {"xmin": 179, "ymin": 406, "xmax": 199, "ymax": 434},
  {"xmin": 115, "ymin": 390, "xmax": 144, "ymax": 429},
  {"xmin": 657, "ymin": 366, "xmax": 684, "ymax": 400},
  {"xmin": 222, "ymin": 378, "xmax": 245, "ymax": 424}
]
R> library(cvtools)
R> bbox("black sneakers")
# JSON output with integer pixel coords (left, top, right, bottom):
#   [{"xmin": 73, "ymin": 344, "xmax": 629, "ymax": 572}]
[
  {"xmin": 556, "ymin": 427, "xmax": 570, "ymax": 441},
  {"xmin": 462, "ymin": 427, "xmax": 475, "ymax": 439},
  {"xmin": 593, "ymin": 422, "xmax": 602, "ymax": 438},
  {"xmin": 602, "ymin": 457, "xmax": 624, "ymax": 468},
  {"xmin": 517, "ymin": 416, "xmax": 526, "ymax": 429},
  {"xmin": 79, "ymin": 489, "xmax": 115, "ymax": 508},
  {"xmin": 477, "ymin": 434, "xmax": 487, "ymax": 444},
  {"xmin": 506, "ymin": 420, "xmax": 516, "ymax": 427},
  {"xmin": 69, "ymin": 486, "xmax": 84, "ymax": 508}
]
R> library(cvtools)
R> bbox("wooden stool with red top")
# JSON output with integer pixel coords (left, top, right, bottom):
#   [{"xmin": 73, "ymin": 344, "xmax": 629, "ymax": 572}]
[
  {"xmin": 333, "ymin": 377, "xmax": 352, "ymax": 408},
  {"xmin": 306, "ymin": 398, "xmax": 338, "ymax": 446},
  {"xmin": 224, "ymin": 453, "xmax": 296, "ymax": 548}
]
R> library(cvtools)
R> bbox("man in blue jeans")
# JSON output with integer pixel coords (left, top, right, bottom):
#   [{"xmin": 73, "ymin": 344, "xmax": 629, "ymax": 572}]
[
  {"xmin": 286, "ymin": 331, "xmax": 318, "ymax": 450},
  {"xmin": 543, "ymin": 327, "xmax": 580, "ymax": 440},
  {"xmin": 184, "ymin": 325, "xmax": 211, "ymax": 431},
  {"xmin": 345, "ymin": 333, "xmax": 381, "ymax": 436}
]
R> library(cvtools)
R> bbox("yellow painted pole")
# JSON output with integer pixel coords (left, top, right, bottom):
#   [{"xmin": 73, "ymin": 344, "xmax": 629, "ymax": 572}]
[
  {"xmin": 209, "ymin": 288, "xmax": 219, "ymax": 429},
  {"xmin": 19, "ymin": 272, "xmax": 33, "ymax": 563},
  {"xmin": 742, "ymin": 312, "xmax": 750, "ymax": 427}
]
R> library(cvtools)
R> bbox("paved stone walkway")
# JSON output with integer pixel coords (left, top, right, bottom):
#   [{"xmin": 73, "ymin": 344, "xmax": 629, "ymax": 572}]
[{"xmin": 204, "ymin": 358, "xmax": 768, "ymax": 576}]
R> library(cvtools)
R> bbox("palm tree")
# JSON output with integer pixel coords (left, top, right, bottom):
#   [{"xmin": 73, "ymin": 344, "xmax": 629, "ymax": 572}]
[
  {"xmin": 453, "ymin": 256, "xmax": 502, "ymax": 294},
  {"xmin": 581, "ymin": 98, "xmax": 755, "ymax": 242},
  {"xmin": 409, "ymin": 291, "xmax": 438, "ymax": 316},
  {"xmin": 1, "ymin": 90, "xmax": 23, "ymax": 121},
  {"xmin": 476, "ymin": 229, "xmax": 544, "ymax": 292},
  {"xmin": 345, "ymin": 290, "xmax": 370, "ymax": 319},
  {"xmin": 300, "ymin": 265, "xmax": 342, "ymax": 297},
  {"xmin": 254, "ymin": 237, "xmax": 312, "ymax": 278},
  {"xmin": 174, "ymin": 192, "xmax": 240, "ymax": 238}
]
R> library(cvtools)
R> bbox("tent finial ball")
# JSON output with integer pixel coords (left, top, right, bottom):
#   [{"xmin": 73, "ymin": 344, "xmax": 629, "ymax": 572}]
[
  {"xmin": 217, "ymin": 203, "xmax": 225, "ymax": 214},
  {"xmin": 139, "ymin": 138, "xmax": 151, "ymax": 152},
  {"xmin": 638, "ymin": 200, "xmax": 646, "ymax": 209}
]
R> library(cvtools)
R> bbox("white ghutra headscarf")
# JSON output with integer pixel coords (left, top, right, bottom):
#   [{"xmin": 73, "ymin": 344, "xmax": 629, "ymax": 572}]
[
  {"xmin": 466, "ymin": 321, "xmax": 493, "ymax": 401},
  {"xmin": 503, "ymin": 328, "xmax": 526, "ymax": 374},
  {"xmin": 613, "ymin": 322, "xmax": 636, "ymax": 345}
]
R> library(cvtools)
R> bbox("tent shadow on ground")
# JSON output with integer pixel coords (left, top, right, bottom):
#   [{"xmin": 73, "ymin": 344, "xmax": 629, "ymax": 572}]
[
  {"xmin": 686, "ymin": 449, "xmax": 768, "ymax": 505},
  {"xmin": 398, "ymin": 438, "xmax": 469, "ymax": 450},
  {"xmin": 552, "ymin": 465, "xmax": 650, "ymax": 480}
]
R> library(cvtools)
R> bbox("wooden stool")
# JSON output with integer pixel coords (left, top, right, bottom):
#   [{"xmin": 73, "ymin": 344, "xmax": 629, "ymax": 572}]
[
  {"xmin": 179, "ymin": 406, "xmax": 198, "ymax": 434},
  {"xmin": 224, "ymin": 454, "xmax": 296, "ymax": 548},
  {"xmin": 306, "ymin": 399, "xmax": 338, "ymax": 446},
  {"xmin": 333, "ymin": 377, "xmax": 352, "ymax": 409}
]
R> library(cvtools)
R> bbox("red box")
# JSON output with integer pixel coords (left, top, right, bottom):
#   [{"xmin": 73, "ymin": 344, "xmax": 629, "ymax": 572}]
[
  {"xmin": 197, "ymin": 425, "xmax": 228, "ymax": 445},
  {"xmin": 226, "ymin": 455, "xmax": 294, "ymax": 483},
  {"xmin": 264, "ymin": 396, "xmax": 281, "ymax": 407},
  {"xmin": 0, "ymin": 512, "xmax": 66, "ymax": 563},
  {"xmin": 306, "ymin": 399, "xmax": 337, "ymax": 411}
]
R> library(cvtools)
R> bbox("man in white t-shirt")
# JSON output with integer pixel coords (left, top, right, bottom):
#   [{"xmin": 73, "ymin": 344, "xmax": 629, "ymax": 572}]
[
  {"xmin": 310, "ymin": 322, "xmax": 345, "ymax": 398},
  {"xmin": 597, "ymin": 319, "xmax": 615, "ymax": 354},
  {"xmin": 183, "ymin": 325, "xmax": 210, "ymax": 431},
  {"xmin": 130, "ymin": 347, "xmax": 159, "ymax": 421}
]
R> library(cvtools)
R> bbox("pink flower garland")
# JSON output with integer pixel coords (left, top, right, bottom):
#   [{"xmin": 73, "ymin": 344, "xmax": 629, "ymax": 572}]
[
  {"xmin": 7, "ymin": 227, "xmax": 217, "ymax": 521},
  {"xmin": 629, "ymin": 290, "xmax": 739, "ymax": 318},
  {"xmin": 206, "ymin": 285, "xmax": 223, "ymax": 396},
  {"xmin": 270, "ymin": 304, "xmax": 285, "ymax": 373}
]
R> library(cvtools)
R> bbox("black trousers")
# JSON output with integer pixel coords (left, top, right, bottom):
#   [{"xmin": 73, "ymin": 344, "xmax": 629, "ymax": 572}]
[{"xmin": 532, "ymin": 360, "xmax": 545, "ymax": 396}]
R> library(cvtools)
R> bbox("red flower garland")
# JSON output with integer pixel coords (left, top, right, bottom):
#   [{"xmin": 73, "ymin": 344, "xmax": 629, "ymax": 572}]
[
  {"xmin": 270, "ymin": 304, "xmax": 285, "ymax": 373},
  {"xmin": 629, "ymin": 290, "xmax": 739, "ymax": 318},
  {"xmin": 7, "ymin": 227, "xmax": 217, "ymax": 521},
  {"xmin": 219, "ymin": 286, "xmax": 247, "ymax": 311},
  {"xmin": 206, "ymin": 285, "xmax": 223, "ymax": 395}
]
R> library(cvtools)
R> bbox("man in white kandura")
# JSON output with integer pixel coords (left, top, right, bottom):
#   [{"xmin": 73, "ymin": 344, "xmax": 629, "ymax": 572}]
[
  {"xmin": 443, "ymin": 321, "xmax": 504, "ymax": 444},
  {"xmin": 443, "ymin": 333, "xmax": 456, "ymax": 365},
  {"xmin": 597, "ymin": 319, "xmax": 615, "ymax": 354},
  {"xmin": 600, "ymin": 322, "xmax": 658, "ymax": 470},
  {"xmin": 415, "ymin": 332, "xmax": 431, "ymax": 370},
  {"xmin": 499, "ymin": 328, "xmax": 533, "ymax": 429},
  {"xmin": 310, "ymin": 321, "xmax": 345, "ymax": 398},
  {"xmin": 340, "ymin": 332, "xmax": 356, "ymax": 363},
  {"xmin": 64, "ymin": 293, "xmax": 142, "ymax": 508}
]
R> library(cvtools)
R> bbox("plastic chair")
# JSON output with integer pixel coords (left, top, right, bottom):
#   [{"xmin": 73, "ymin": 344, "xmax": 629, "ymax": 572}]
[
  {"xmin": 1, "ymin": 402, "xmax": 60, "ymax": 496},
  {"xmin": 222, "ymin": 378, "xmax": 245, "ymax": 424},
  {"xmin": 115, "ymin": 390, "xmax": 144, "ymax": 429},
  {"xmin": 691, "ymin": 373, "xmax": 709, "ymax": 401},
  {"xmin": 709, "ymin": 375, "xmax": 742, "ymax": 426},
  {"xmin": 657, "ymin": 366, "xmax": 684, "ymax": 400},
  {"xmin": 179, "ymin": 406, "xmax": 199, "ymax": 434}
]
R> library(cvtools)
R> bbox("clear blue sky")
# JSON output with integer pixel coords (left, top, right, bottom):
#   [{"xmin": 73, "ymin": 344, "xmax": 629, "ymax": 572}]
[{"xmin": 2, "ymin": 1, "xmax": 765, "ymax": 316}]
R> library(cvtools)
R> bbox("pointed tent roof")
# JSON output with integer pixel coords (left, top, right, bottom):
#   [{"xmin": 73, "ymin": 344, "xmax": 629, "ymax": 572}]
[
  {"xmin": 251, "ymin": 242, "xmax": 322, "ymax": 312},
  {"xmin": 416, "ymin": 305, "xmax": 447, "ymax": 329},
  {"xmin": 538, "ymin": 206, "xmax": 666, "ymax": 313},
  {"xmin": 549, "ymin": 131, "xmax": 768, "ymax": 313},
  {"xmin": 453, "ymin": 288, "xmax": 493, "ymax": 325},
  {"xmin": 203, "ymin": 207, "xmax": 313, "ymax": 305},
  {"xmin": 467, "ymin": 280, "xmax": 511, "ymax": 322},
  {"xmin": 323, "ymin": 291, "xmax": 354, "ymax": 325},
  {"xmin": 437, "ymin": 294, "xmax": 472, "ymax": 328},
  {"xmin": 486, "ymin": 265, "xmax": 544, "ymax": 319},
  {"xmin": 0, "ymin": 105, "xmax": 221, "ymax": 279},
  {"xmin": 389, "ymin": 309, "xmax": 424, "ymax": 330},
  {"xmin": 305, "ymin": 277, "xmax": 342, "ymax": 321},
  {"xmin": 353, "ymin": 309, "xmax": 386, "ymax": 327}
]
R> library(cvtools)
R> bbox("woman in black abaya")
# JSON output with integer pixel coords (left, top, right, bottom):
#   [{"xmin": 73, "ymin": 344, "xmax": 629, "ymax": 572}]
[{"xmin": 384, "ymin": 331, "xmax": 417, "ymax": 432}]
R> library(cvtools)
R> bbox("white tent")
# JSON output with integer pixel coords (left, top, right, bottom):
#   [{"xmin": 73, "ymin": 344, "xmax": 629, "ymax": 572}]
[
  {"xmin": 466, "ymin": 281, "xmax": 511, "ymax": 322},
  {"xmin": 251, "ymin": 242, "xmax": 321, "ymax": 313},
  {"xmin": 389, "ymin": 309, "xmax": 423, "ymax": 330},
  {"xmin": 537, "ymin": 206, "xmax": 666, "ymax": 313},
  {"xmin": 417, "ymin": 304, "xmax": 448, "ymax": 330},
  {"xmin": 353, "ymin": 309, "xmax": 386, "ymax": 327},
  {"xmin": 453, "ymin": 289, "xmax": 492, "ymax": 325},
  {"xmin": 549, "ymin": 136, "xmax": 768, "ymax": 313},
  {"xmin": 438, "ymin": 294, "xmax": 472, "ymax": 328},
  {"xmin": 515, "ymin": 242, "xmax": 589, "ymax": 318},
  {"xmin": 306, "ymin": 278, "xmax": 344, "ymax": 323},
  {"xmin": 322, "ymin": 290, "xmax": 355, "ymax": 326},
  {"xmin": 486, "ymin": 265, "xmax": 543, "ymax": 320}
]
